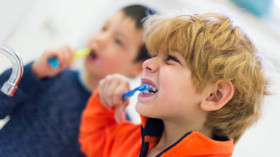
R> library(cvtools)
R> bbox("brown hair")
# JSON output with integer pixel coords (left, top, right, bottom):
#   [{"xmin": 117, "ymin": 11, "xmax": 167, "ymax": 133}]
[
  {"xmin": 143, "ymin": 12, "xmax": 268, "ymax": 144},
  {"xmin": 121, "ymin": 4, "xmax": 157, "ymax": 62}
]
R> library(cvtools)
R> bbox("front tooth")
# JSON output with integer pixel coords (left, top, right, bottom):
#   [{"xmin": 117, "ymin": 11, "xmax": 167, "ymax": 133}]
[{"xmin": 143, "ymin": 90, "xmax": 150, "ymax": 94}]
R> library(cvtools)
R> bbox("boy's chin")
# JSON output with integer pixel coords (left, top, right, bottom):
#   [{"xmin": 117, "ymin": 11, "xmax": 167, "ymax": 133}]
[{"xmin": 135, "ymin": 103, "xmax": 155, "ymax": 118}]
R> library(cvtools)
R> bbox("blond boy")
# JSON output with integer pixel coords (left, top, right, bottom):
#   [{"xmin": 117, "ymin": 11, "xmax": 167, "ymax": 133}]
[{"xmin": 80, "ymin": 12, "xmax": 267, "ymax": 156}]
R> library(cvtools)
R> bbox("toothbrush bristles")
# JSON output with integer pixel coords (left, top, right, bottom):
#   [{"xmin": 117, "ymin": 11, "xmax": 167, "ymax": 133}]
[{"xmin": 148, "ymin": 87, "xmax": 153, "ymax": 93}]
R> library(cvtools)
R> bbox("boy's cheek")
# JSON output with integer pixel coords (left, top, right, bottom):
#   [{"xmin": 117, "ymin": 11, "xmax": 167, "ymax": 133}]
[{"xmin": 101, "ymin": 59, "xmax": 124, "ymax": 72}]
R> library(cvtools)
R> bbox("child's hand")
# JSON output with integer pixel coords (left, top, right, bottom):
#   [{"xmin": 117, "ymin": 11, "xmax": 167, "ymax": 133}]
[
  {"xmin": 98, "ymin": 74, "xmax": 130, "ymax": 123},
  {"xmin": 32, "ymin": 45, "xmax": 75, "ymax": 79}
]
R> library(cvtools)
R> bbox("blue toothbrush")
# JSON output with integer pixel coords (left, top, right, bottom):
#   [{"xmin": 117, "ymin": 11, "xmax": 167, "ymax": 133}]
[{"xmin": 122, "ymin": 84, "xmax": 148, "ymax": 99}]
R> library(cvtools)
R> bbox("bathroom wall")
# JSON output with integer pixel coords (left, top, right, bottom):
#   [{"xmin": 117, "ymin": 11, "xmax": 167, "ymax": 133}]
[
  {"xmin": 1, "ymin": 0, "xmax": 280, "ymax": 72},
  {"xmin": 1, "ymin": 0, "xmax": 280, "ymax": 156}
]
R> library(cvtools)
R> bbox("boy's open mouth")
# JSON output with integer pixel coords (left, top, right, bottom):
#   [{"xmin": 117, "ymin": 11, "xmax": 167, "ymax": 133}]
[
  {"xmin": 141, "ymin": 84, "xmax": 158, "ymax": 95},
  {"xmin": 89, "ymin": 49, "xmax": 97, "ymax": 60}
]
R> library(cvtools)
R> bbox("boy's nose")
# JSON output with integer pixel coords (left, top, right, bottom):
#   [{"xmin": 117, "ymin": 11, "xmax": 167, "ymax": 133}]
[
  {"xmin": 90, "ymin": 32, "xmax": 108, "ymax": 48},
  {"xmin": 143, "ymin": 57, "xmax": 158, "ymax": 72},
  {"xmin": 96, "ymin": 35, "xmax": 107, "ymax": 46}
]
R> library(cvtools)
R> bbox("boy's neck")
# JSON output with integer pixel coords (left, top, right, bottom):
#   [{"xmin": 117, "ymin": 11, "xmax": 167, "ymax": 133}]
[
  {"xmin": 81, "ymin": 71, "xmax": 102, "ymax": 92},
  {"xmin": 148, "ymin": 119, "xmax": 212, "ymax": 156}
]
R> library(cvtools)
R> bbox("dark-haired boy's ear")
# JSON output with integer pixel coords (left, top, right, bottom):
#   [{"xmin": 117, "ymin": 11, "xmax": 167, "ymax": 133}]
[
  {"xmin": 200, "ymin": 81, "xmax": 234, "ymax": 112},
  {"xmin": 127, "ymin": 62, "xmax": 143, "ymax": 78}
]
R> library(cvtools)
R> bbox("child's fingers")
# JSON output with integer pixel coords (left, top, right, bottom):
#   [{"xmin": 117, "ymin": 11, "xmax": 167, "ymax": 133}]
[
  {"xmin": 104, "ymin": 80, "xmax": 122, "ymax": 108},
  {"xmin": 33, "ymin": 45, "xmax": 76, "ymax": 78},
  {"xmin": 111, "ymin": 85, "xmax": 125, "ymax": 107},
  {"xmin": 54, "ymin": 46, "xmax": 74, "ymax": 71},
  {"xmin": 98, "ymin": 79, "xmax": 110, "ymax": 108},
  {"xmin": 123, "ymin": 98, "xmax": 129, "ymax": 108},
  {"xmin": 99, "ymin": 78, "xmax": 117, "ymax": 109},
  {"xmin": 109, "ymin": 76, "xmax": 130, "ymax": 107},
  {"xmin": 114, "ymin": 106, "xmax": 126, "ymax": 123},
  {"xmin": 57, "ymin": 47, "xmax": 70, "ymax": 69},
  {"xmin": 65, "ymin": 45, "xmax": 75, "ymax": 58},
  {"xmin": 64, "ymin": 46, "xmax": 75, "ymax": 66},
  {"xmin": 98, "ymin": 74, "xmax": 130, "ymax": 109},
  {"xmin": 65, "ymin": 45, "xmax": 76, "ymax": 65},
  {"xmin": 112, "ymin": 81, "xmax": 130, "ymax": 106}
]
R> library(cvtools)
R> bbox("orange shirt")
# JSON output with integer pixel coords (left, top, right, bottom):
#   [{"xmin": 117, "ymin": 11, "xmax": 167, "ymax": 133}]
[{"xmin": 79, "ymin": 90, "xmax": 234, "ymax": 157}]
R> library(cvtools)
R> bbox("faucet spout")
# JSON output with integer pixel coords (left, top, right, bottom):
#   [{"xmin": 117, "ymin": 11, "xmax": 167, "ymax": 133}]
[{"xmin": 0, "ymin": 45, "xmax": 24, "ymax": 96}]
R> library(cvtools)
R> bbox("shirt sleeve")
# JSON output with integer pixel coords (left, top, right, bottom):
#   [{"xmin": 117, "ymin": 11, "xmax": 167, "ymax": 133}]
[
  {"xmin": 79, "ymin": 89, "xmax": 142, "ymax": 157},
  {"xmin": 0, "ymin": 62, "xmax": 51, "ymax": 118}
]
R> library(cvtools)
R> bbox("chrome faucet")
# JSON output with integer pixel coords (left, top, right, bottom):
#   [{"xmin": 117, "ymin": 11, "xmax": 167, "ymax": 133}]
[{"xmin": 0, "ymin": 45, "xmax": 23, "ymax": 96}]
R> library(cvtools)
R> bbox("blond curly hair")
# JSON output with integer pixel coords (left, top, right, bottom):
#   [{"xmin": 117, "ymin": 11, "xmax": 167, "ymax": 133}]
[{"xmin": 143, "ymin": 12, "xmax": 268, "ymax": 144}]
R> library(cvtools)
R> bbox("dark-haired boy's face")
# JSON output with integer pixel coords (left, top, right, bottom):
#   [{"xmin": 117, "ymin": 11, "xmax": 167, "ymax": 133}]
[{"xmin": 84, "ymin": 11, "xmax": 143, "ymax": 78}]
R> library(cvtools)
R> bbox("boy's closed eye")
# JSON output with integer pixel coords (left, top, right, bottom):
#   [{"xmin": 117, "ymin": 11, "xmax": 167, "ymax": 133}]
[
  {"xmin": 101, "ymin": 20, "xmax": 111, "ymax": 31},
  {"xmin": 101, "ymin": 25, "xmax": 107, "ymax": 32},
  {"xmin": 166, "ymin": 54, "xmax": 182, "ymax": 65},
  {"xmin": 101, "ymin": 22, "xmax": 108, "ymax": 32}
]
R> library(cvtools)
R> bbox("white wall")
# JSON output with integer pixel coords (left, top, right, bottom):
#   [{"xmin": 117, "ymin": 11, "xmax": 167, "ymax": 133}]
[{"xmin": 1, "ymin": 0, "xmax": 280, "ymax": 156}]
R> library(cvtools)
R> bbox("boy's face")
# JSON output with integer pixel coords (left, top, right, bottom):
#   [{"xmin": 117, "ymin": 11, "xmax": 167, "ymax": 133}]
[
  {"xmin": 136, "ymin": 50, "xmax": 205, "ymax": 122},
  {"xmin": 84, "ymin": 11, "xmax": 143, "ymax": 78}
]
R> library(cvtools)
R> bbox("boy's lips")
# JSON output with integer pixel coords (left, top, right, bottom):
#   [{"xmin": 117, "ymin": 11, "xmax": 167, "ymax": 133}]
[{"xmin": 87, "ymin": 49, "xmax": 98, "ymax": 60}]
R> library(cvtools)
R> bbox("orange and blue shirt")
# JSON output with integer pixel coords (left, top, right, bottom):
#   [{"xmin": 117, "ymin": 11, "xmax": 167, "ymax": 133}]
[{"xmin": 79, "ymin": 90, "xmax": 234, "ymax": 157}]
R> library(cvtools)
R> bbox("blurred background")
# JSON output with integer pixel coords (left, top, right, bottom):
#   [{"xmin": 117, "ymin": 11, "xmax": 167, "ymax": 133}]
[{"xmin": 0, "ymin": 0, "xmax": 280, "ymax": 156}]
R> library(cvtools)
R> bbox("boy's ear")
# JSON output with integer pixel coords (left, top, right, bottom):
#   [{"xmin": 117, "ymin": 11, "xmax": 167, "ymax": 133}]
[
  {"xmin": 127, "ymin": 61, "xmax": 143, "ymax": 78},
  {"xmin": 201, "ymin": 80, "xmax": 234, "ymax": 112}
]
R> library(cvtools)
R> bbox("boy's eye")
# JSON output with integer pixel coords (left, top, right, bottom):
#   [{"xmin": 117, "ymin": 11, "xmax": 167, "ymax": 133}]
[
  {"xmin": 166, "ymin": 55, "xmax": 180, "ymax": 64},
  {"xmin": 115, "ymin": 39, "xmax": 123, "ymax": 46},
  {"xmin": 101, "ymin": 25, "xmax": 107, "ymax": 31}
]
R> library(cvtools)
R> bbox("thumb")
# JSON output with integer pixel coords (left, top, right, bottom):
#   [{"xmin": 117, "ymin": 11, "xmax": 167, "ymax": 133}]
[{"xmin": 114, "ymin": 106, "xmax": 126, "ymax": 123}]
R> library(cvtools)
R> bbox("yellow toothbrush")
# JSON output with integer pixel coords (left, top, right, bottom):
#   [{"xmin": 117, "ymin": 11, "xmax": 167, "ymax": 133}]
[
  {"xmin": 74, "ymin": 49, "xmax": 91, "ymax": 59},
  {"xmin": 48, "ymin": 49, "xmax": 91, "ymax": 69}
]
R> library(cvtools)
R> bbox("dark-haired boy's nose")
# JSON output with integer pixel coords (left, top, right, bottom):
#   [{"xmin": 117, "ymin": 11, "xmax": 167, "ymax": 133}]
[{"xmin": 95, "ymin": 32, "xmax": 109, "ymax": 48}]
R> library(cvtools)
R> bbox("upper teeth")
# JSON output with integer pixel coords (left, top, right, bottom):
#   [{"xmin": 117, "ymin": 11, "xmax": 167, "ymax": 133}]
[{"xmin": 142, "ymin": 84, "xmax": 157, "ymax": 94}]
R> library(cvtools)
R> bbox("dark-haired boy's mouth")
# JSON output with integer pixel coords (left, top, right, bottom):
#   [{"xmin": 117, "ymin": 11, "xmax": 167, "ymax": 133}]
[{"xmin": 89, "ymin": 50, "xmax": 97, "ymax": 60}]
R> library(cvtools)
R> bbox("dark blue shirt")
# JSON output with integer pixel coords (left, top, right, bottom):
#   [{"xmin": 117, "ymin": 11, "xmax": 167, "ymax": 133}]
[{"xmin": 0, "ymin": 62, "xmax": 91, "ymax": 157}]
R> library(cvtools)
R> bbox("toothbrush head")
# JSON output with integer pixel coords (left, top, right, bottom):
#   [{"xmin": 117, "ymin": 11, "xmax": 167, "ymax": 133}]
[
  {"xmin": 137, "ymin": 84, "xmax": 148, "ymax": 92},
  {"xmin": 122, "ymin": 84, "xmax": 148, "ymax": 99}
]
